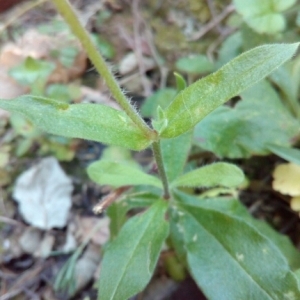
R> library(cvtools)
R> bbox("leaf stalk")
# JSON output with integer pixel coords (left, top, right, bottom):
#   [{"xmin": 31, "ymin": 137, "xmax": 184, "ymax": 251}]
[{"xmin": 152, "ymin": 141, "xmax": 170, "ymax": 199}]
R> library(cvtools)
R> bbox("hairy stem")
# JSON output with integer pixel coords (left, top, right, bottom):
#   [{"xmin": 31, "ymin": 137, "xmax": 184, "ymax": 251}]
[
  {"xmin": 52, "ymin": 0, "xmax": 155, "ymax": 139},
  {"xmin": 152, "ymin": 141, "xmax": 170, "ymax": 199}
]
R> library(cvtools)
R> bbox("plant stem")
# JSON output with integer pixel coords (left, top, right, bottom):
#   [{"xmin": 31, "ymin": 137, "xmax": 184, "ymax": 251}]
[
  {"xmin": 152, "ymin": 141, "xmax": 170, "ymax": 199},
  {"xmin": 52, "ymin": 0, "xmax": 155, "ymax": 140}
]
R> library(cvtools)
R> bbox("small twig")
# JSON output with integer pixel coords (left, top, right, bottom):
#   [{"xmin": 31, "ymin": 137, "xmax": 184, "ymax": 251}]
[
  {"xmin": 132, "ymin": 0, "xmax": 152, "ymax": 96},
  {"xmin": 0, "ymin": 216, "xmax": 23, "ymax": 226},
  {"xmin": 144, "ymin": 25, "xmax": 168, "ymax": 89},
  {"xmin": 206, "ymin": 0, "xmax": 222, "ymax": 34},
  {"xmin": 189, "ymin": 4, "xmax": 235, "ymax": 41},
  {"xmin": 93, "ymin": 186, "xmax": 131, "ymax": 214},
  {"xmin": 206, "ymin": 27, "xmax": 237, "ymax": 60}
]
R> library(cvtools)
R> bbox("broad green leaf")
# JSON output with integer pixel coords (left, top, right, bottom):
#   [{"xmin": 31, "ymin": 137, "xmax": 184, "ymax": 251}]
[
  {"xmin": 267, "ymin": 144, "xmax": 300, "ymax": 166},
  {"xmin": 175, "ymin": 55, "xmax": 214, "ymax": 74},
  {"xmin": 161, "ymin": 131, "xmax": 192, "ymax": 183},
  {"xmin": 234, "ymin": 0, "xmax": 296, "ymax": 34},
  {"xmin": 172, "ymin": 162, "xmax": 244, "ymax": 188},
  {"xmin": 98, "ymin": 200, "xmax": 169, "ymax": 300},
  {"xmin": 194, "ymin": 81, "xmax": 300, "ymax": 158},
  {"xmin": 160, "ymin": 43, "xmax": 299, "ymax": 138},
  {"xmin": 87, "ymin": 160, "xmax": 162, "ymax": 188},
  {"xmin": 0, "ymin": 95, "xmax": 152, "ymax": 151},
  {"xmin": 295, "ymin": 269, "xmax": 300, "ymax": 287},
  {"xmin": 173, "ymin": 191, "xmax": 300, "ymax": 270},
  {"xmin": 171, "ymin": 199, "xmax": 300, "ymax": 299},
  {"xmin": 140, "ymin": 88, "xmax": 176, "ymax": 118}
]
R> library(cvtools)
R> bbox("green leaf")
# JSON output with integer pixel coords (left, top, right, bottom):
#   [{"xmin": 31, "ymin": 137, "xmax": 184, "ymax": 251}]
[
  {"xmin": 59, "ymin": 46, "xmax": 78, "ymax": 67},
  {"xmin": 194, "ymin": 81, "xmax": 299, "ymax": 158},
  {"xmin": 45, "ymin": 84, "xmax": 80, "ymax": 102},
  {"xmin": 87, "ymin": 160, "xmax": 162, "ymax": 188},
  {"xmin": 269, "ymin": 65, "xmax": 300, "ymax": 119},
  {"xmin": 172, "ymin": 162, "xmax": 244, "ymax": 188},
  {"xmin": 101, "ymin": 146, "xmax": 139, "ymax": 168},
  {"xmin": 175, "ymin": 54, "xmax": 214, "ymax": 74},
  {"xmin": 124, "ymin": 192, "xmax": 160, "ymax": 209},
  {"xmin": 107, "ymin": 202, "xmax": 128, "ymax": 241},
  {"xmin": 234, "ymin": 0, "xmax": 296, "ymax": 34},
  {"xmin": 174, "ymin": 72, "xmax": 187, "ymax": 92},
  {"xmin": 174, "ymin": 191, "xmax": 300, "ymax": 270},
  {"xmin": 215, "ymin": 31, "xmax": 242, "ymax": 69},
  {"xmin": 161, "ymin": 131, "xmax": 192, "ymax": 183},
  {"xmin": 172, "ymin": 199, "xmax": 300, "ymax": 299},
  {"xmin": 160, "ymin": 43, "xmax": 299, "ymax": 138},
  {"xmin": 98, "ymin": 200, "xmax": 169, "ymax": 300},
  {"xmin": 91, "ymin": 34, "xmax": 115, "ymax": 59},
  {"xmin": 9, "ymin": 57, "xmax": 55, "ymax": 86},
  {"xmin": 140, "ymin": 88, "xmax": 176, "ymax": 118},
  {"xmin": 0, "ymin": 95, "xmax": 152, "ymax": 151},
  {"xmin": 267, "ymin": 144, "xmax": 300, "ymax": 166}
]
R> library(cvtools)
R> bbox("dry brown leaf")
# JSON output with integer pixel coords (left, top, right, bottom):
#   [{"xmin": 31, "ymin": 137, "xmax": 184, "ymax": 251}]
[
  {"xmin": 19, "ymin": 227, "xmax": 42, "ymax": 254},
  {"xmin": 72, "ymin": 243, "xmax": 101, "ymax": 296},
  {"xmin": 76, "ymin": 216, "xmax": 110, "ymax": 246},
  {"xmin": 0, "ymin": 29, "xmax": 87, "ymax": 84},
  {"xmin": 272, "ymin": 163, "xmax": 300, "ymax": 196}
]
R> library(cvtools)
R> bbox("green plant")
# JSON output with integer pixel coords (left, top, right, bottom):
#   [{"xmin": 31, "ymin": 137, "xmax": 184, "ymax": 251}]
[{"xmin": 1, "ymin": 1, "xmax": 300, "ymax": 299}]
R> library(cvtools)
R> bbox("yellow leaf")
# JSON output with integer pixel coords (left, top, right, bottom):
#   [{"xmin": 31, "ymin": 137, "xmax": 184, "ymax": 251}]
[
  {"xmin": 290, "ymin": 196, "xmax": 300, "ymax": 212},
  {"xmin": 272, "ymin": 163, "xmax": 300, "ymax": 196}
]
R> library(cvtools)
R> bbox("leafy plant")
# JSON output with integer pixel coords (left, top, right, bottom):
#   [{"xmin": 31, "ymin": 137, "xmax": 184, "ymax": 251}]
[
  {"xmin": 1, "ymin": 0, "xmax": 300, "ymax": 299},
  {"xmin": 234, "ymin": 0, "xmax": 297, "ymax": 34}
]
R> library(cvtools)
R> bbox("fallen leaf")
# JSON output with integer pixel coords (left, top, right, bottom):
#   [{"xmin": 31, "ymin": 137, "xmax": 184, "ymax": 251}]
[
  {"xmin": 13, "ymin": 157, "xmax": 73, "ymax": 229},
  {"xmin": 76, "ymin": 216, "xmax": 110, "ymax": 246},
  {"xmin": 19, "ymin": 227, "xmax": 42, "ymax": 254},
  {"xmin": 72, "ymin": 243, "xmax": 101, "ymax": 296},
  {"xmin": 0, "ymin": 29, "xmax": 87, "ymax": 84},
  {"xmin": 272, "ymin": 163, "xmax": 300, "ymax": 196},
  {"xmin": 61, "ymin": 224, "xmax": 78, "ymax": 253},
  {"xmin": 37, "ymin": 233, "xmax": 55, "ymax": 258}
]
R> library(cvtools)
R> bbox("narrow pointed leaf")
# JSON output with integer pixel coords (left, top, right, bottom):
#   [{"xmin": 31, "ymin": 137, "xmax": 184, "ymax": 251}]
[
  {"xmin": 172, "ymin": 162, "xmax": 244, "ymax": 188},
  {"xmin": 98, "ymin": 200, "xmax": 169, "ymax": 300},
  {"xmin": 171, "ymin": 200, "xmax": 300, "ymax": 299},
  {"xmin": 87, "ymin": 160, "xmax": 162, "ymax": 188},
  {"xmin": 174, "ymin": 72, "xmax": 187, "ymax": 92},
  {"xmin": 0, "ymin": 95, "xmax": 152, "ymax": 150},
  {"xmin": 161, "ymin": 131, "xmax": 192, "ymax": 183},
  {"xmin": 160, "ymin": 43, "xmax": 299, "ymax": 138}
]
